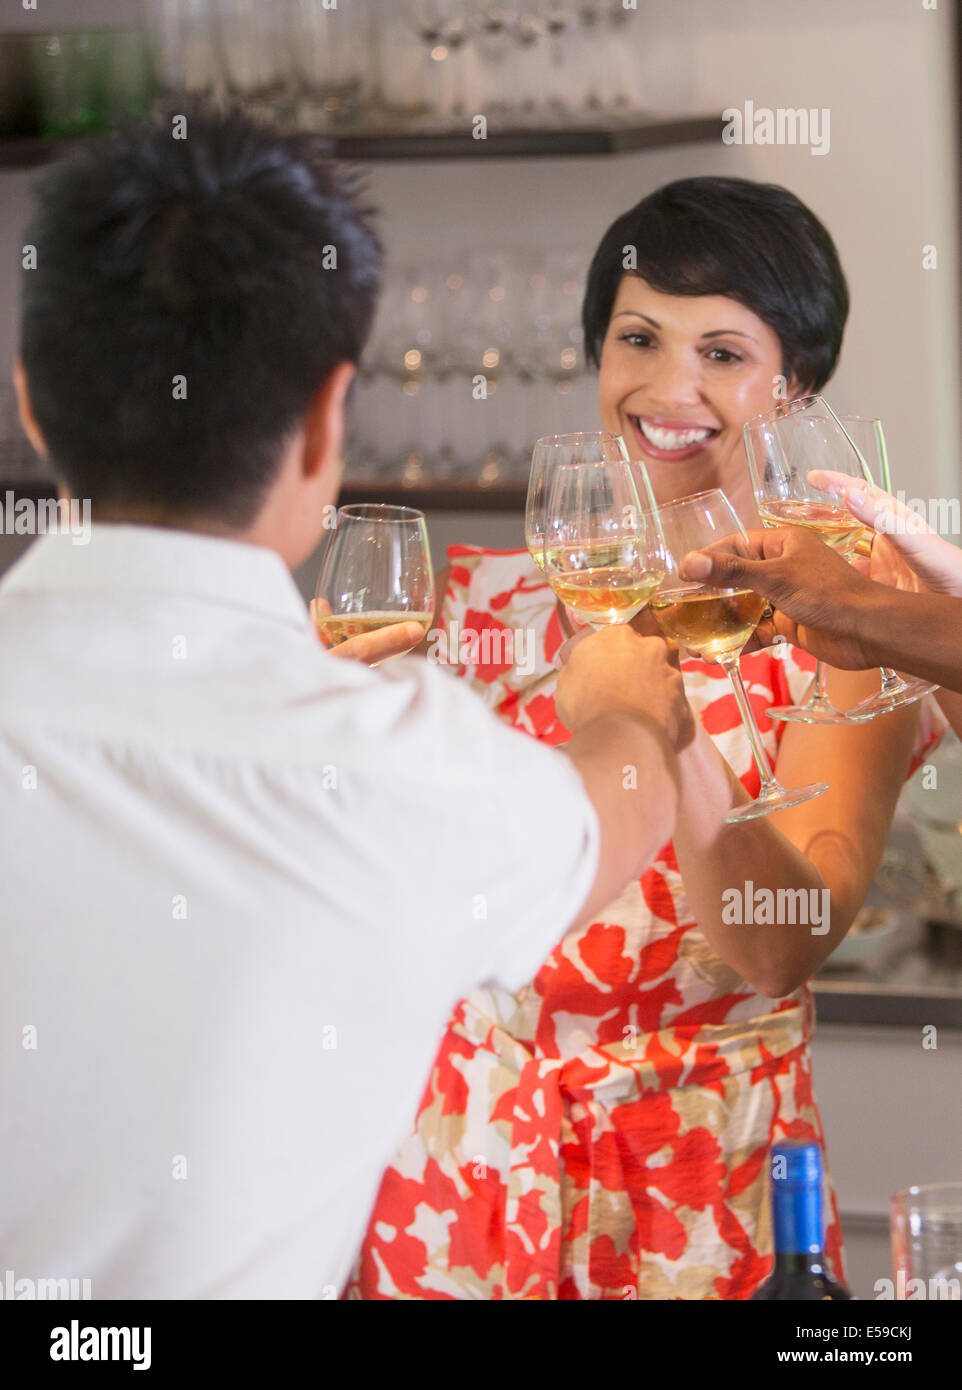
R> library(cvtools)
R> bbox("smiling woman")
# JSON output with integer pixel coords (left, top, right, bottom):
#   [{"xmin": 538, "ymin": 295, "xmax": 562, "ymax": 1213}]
[
  {"xmin": 346, "ymin": 177, "xmax": 940, "ymax": 1302},
  {"xmin": 586, "ymin": 176, "xmax": 849, "ymax": 514}
]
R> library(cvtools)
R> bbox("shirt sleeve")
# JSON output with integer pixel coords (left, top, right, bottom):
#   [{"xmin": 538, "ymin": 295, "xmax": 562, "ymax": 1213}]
[{"xmin": 357, "ymin": 656, "xmax": 602, "ymax": 997}]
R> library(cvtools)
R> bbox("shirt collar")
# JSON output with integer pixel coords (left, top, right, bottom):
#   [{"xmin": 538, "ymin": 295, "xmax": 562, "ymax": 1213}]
[{"xmin": 0, "ymin": 523, "xmax": 312, "ymax": 630}]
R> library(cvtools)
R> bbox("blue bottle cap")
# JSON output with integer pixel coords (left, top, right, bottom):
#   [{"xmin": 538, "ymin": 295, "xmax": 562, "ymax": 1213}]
[
  {"xmin": 770, "ymin": 1143, "xmax": 824, "ymax": 1254},
  {"xmin": 771, "ymin": 1141, "xmax": 822, "ymax": 1185}
]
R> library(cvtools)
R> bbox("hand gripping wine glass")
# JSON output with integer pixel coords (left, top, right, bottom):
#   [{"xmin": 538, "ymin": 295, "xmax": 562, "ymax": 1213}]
[
  {"xmin": 822, "ymin": 414, "xmax": 939, "ymax": 721},
  {"xmin": 312, "ymin": 504, "xmax": 435, "ymax": 655},
  {"xmin": 649, "ymin": 489, "xmax": 828, "ymax": 823},
  {"xmin": 744, "ymin": 395, "xmax": 880, "ymax": 725},
  {"xmin": 525, "ymin": 430, "xmax": 635, "ymax": 571},
  {"xmin": 541, "ymin": 457, "xmax": 666, "ymax": 627}
]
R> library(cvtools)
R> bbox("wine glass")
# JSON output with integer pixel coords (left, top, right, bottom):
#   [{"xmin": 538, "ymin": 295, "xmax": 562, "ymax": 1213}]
[
  {"xmin": 891, "ymin": 1183, "xmax": 962, "ymax": 1299},
  {"xmin": 649, "ymin": 489, "xmax": 828, "ymax": 823},
  {"xmin": 312, "ymin": 504, "xmax": 435, "ymax": 654},
  {"xmin": 525, "ymin": 430, "xmax": 631, "ymax": 571},
  {"xmin": 824, "ymin": 414, "xmax": 939, "ymax": 721},
  {"xmin": 541, "ymin": 459, "xmax": 666, "ymax": 627},
  {"xmin": 744, "ymin": 396, "xmax": 877, "ymax": 725}
]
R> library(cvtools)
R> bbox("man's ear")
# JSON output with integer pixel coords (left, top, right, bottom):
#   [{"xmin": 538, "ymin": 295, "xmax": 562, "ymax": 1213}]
[
  {"xmin": 13, "ymin": 358, "xmax": 47, "ymax": 456},
  {"xmin": 301, "ymin": 362, "xmax": 355, "ymax": 483}
]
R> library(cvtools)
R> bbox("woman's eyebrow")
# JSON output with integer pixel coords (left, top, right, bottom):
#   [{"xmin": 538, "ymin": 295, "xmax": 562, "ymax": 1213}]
[
  {"xmin": 611, "ymin": 311, "xmax": 660, "ymax": 327},
  {"xmin": 611, "ymin": 311, "xmax": 758, "ymax": 345},
  {"xmin": 700, "ymin": 329, "xmax": 758, "ymax": 343}
]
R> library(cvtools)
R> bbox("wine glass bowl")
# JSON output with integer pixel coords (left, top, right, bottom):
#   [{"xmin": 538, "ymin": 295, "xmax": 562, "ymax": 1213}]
[
  {"xmin": 541, "ymin": 457, "xmax": 665, "ymax": 628},
  {"xmin": 650, "ymin": 488, "xmax": 829, "ymax": 823},
  {"xmin": 525, "ymin": 429, "xmax": 631, "ymax": 570},
  {"xmin": 745, "ymin": 396, "xmax": 879, "ymax": 725},
  {"xmin": 827, "ymin": 415, "xmax": 940, "ymax": 721},
  {"xmin": 313, "ymin": 504, "xmax": 435, "ymax": 651}
]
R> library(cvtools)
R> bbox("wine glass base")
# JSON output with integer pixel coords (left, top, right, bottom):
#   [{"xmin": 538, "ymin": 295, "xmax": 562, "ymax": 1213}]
[
  {"xmin": 767, "ymin": 701, "xmax": 857, "ymax": 726},
  {"xmin": 846, "ymin": 681, "xmax": 940, "ymax": 722},
  {"xmin": 723, "ymin": 781, "xmax": 829, "ymax": 824}
]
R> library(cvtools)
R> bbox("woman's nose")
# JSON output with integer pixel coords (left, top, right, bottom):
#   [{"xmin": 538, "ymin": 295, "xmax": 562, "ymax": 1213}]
[{"xmin": 644, "ymin": 352, "xmax": 703, "ymax": 412}]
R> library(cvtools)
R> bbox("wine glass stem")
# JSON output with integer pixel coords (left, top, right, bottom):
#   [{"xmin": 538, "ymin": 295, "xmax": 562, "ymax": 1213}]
[
  {"xmin": 812, "ymin": 659, "xmax": 829, "ymax": 701},
  {"xmin": 720, "ymin": 654, "xmax": 778, "ymax": 793},
  {"xmin": 877, "ymin": 667, "xmax": 903, "ymax": 693}
]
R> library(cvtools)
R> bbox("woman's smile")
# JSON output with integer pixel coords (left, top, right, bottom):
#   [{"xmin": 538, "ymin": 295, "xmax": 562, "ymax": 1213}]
[{"xmin": 629, "ymin": 413, "xmax": 722, "ymax": 461}]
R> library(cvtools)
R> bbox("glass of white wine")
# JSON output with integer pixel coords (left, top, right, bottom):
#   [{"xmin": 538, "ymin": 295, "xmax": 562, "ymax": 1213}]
[
  {"xmin": 312, "ymin": 504, "xmax": 435, "ymax": 652},
  {"xmin": 828, "ymin": 414, "xmax": 939, "ymax": 721},
  {"xmin": 525, "ymin": 431, "xmax": 640, "ymax": 572},
  {"xmin": 541, "ymin": 458, "xmax": 666, "ymax": 627},
  {"xmin": 744, "ymin": 396, "xmax": 876, "ymax": 725},
  {"xmin": 649, "ymin": 489, "xmax": 828, "ymax": 823}
]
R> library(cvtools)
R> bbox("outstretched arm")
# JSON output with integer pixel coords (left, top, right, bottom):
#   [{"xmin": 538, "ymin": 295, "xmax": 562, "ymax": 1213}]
[{"xmin": 680, "ymin": 526, "xmax": 962, "ymax": 703}]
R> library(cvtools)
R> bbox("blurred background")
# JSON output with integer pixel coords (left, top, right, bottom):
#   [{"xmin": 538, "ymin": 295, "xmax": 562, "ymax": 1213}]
[{"xmin": 0, "ymin": 0, "xmax": 960, "ymax": 1297}]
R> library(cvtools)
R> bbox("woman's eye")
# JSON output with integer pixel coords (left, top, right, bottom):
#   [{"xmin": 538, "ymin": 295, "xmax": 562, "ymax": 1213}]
[
  {"xmin": 619, "ymin": 332, "xmax": 654, "ymax": 348},
  {"xmin": 706, "ymin": 347, "xmax": 743, "ymax": 364}
]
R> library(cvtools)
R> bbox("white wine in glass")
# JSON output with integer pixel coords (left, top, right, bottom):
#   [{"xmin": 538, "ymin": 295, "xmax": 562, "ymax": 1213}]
[
  {"xmin": 650, "ymin": 488, "xmax": 828, "ymax": 824},
  {"xmin": 649, "ymin": 586, "xmax": 768, "ymax": 662},
  {"xmin": 525, "ymin": 430, "xmax": 639, "ymax": 572},
  {"xmin": 313, "ymin": 504, "xmax": 435, "ymax": 655},
  {"xmin": 315, "ymin": 611, "xmax": 434, "ymax": 648},
  {"xmin": 744, "ymin": 396, "xmax": 877, "ymax": 725},
  {"xmin": 542, "ymin": 458, "xmax": 665, "ymax": 628},
  {"xmin": 754, "ymin": 498, "xmax": 864, "ymax": 554}
]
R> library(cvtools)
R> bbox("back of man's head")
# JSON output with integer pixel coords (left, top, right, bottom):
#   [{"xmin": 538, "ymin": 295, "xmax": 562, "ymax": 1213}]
[{"xmin": 19, "ymin": 107, "xmax": 381, "ymax": 527}]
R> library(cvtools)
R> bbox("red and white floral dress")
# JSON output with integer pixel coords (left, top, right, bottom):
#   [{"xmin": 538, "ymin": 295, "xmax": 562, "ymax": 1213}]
[{"xmin": 345, "ymin": 546, "xmax": 936, "ymax": 1301}]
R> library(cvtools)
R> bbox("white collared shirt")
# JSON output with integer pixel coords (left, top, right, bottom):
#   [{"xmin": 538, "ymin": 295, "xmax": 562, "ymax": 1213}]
[{"xmin": 0, "ymin": 524, "xmax": 599, "ymax": 1299}]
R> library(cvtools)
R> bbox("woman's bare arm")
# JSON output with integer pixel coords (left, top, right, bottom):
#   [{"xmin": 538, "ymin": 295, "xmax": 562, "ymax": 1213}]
[{"xmin": 670, "ymin": 662, "xmax": 917, "ymax": 998}]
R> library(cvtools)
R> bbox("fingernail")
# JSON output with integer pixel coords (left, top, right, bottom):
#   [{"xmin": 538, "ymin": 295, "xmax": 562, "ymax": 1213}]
[{"xmin": 680, "ymin": 552, "xmax": 711, "ymax": 580}]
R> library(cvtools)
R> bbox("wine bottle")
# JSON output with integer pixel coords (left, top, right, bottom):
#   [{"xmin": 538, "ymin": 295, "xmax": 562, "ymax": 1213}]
[{"xmin": 752, "ymin": 1140, "xmax": 853, "ymax": 1300}]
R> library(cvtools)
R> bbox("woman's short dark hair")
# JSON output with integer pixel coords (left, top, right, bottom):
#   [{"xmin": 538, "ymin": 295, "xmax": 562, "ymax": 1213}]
[
  {"xmin": 582, "ymin": 176, "xmax": 848, "ymax": 393},
  {"xmin": 20, "ymin": 105, "xmax": 381, "ymax": 526}
]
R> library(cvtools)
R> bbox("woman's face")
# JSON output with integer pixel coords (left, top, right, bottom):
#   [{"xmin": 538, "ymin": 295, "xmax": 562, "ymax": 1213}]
[{"xmin": 598, "ymin": 275, "xmax": 796, "ymax": 508}]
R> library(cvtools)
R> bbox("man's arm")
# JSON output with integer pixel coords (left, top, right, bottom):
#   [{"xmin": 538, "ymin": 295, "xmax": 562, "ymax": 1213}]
[
  {"xmin": 554, "ymin": 625, "xmax": 694, "ymax": 928},
  {"xmin": 680, "ymin": 527, "xmax": 962, "ymax": 696},
  {"xmin": 844, "ymin": 589, "xmax": 962, "ymax": 693}
]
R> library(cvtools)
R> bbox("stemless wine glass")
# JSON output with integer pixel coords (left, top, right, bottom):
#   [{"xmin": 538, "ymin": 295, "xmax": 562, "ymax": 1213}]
[
  {"xmin": 825, "ymin": 414, "xmax": 939, "ymax": 722},
  {"xmin": 744, "ymin": 396, "xmax": 878, "ymax": 725},
  {"xmin": 649, "ymin": 489, "xmax": 828, "ymax": 823},
  {"xmin": 541, "ymin": 459, "xmax": 665, "ymax": 627},
  {"xmin": 525, "ymin": 430, "xmax": 631, "ymax": 571},
  {"xmin": 891, "ymin": 1183, "xmax": 962, "ymax": 1300},
  {"xmin": 312, "ymin": 504, "xmax": 435, "ymax": 653}
]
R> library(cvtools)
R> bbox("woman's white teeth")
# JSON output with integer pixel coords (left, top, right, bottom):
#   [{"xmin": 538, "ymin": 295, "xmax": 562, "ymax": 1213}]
[{"xmin": 638, "ymin": 419, "xmax": 713, "ymax": 450}]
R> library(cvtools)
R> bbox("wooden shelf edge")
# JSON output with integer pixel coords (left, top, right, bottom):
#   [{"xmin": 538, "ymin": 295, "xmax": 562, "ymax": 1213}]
[
  {"xmin": 333, "ymin": 114, "xmax": 722, "ymax": 161},
  {"xmin": 339, "ymin": 483, "xmax": 526, "ymax": 512},
  {"xmin": 0, "ymin": 115, "xmax": 722, "ymax": 169},
  {"xmin": 0, "ymin": 479, "xmax": 527, "ymax": 514}
]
